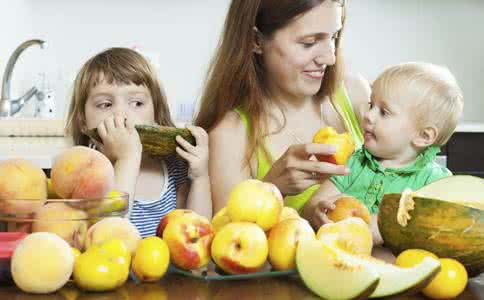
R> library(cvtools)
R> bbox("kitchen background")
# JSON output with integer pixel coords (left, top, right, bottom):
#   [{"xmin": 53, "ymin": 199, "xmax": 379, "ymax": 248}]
[{"xmin": 1, "ymin": 0, "xmax": 484, "ymax": 171}]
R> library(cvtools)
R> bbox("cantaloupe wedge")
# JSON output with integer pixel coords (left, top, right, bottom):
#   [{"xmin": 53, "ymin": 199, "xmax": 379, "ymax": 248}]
[
  {"xmin": 297, "ymin": 234, "xmax": 441, "ymax": 299},
  {"xmin": 296, "ymin": 239, "xmax": 379, "ymax": 300}
]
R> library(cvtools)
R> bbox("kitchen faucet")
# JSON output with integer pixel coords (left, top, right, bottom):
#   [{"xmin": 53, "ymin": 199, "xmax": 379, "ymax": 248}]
[{"xmin": 0, "ymin": 39, "xmax": 47, "ymax": 117}]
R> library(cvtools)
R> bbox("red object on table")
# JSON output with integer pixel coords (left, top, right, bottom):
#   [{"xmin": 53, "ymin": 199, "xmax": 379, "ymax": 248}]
[{"xmin": 0, "ymin": 232, "xmax": 27, "ymax": 284}]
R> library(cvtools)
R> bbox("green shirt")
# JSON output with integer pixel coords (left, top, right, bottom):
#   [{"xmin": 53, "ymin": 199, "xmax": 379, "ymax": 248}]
[{"xmin": 330, "ymin": 146, "xmax": 452, "ymax": 214}]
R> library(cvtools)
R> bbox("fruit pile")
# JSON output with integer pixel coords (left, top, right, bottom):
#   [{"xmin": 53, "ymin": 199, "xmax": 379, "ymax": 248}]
[
  {"xmin": 9, "ymin": 223, "xmax": 169, "ymax": 294},
  {"xmin": 156, "ymin": 179, "xmax": 314, "ymax": 274}
]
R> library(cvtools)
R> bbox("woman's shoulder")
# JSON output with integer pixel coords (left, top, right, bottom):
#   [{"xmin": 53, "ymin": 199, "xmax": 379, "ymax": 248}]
[{"xmin": 209, "ymin": 110, "xmax": 248, "ymax": 142}]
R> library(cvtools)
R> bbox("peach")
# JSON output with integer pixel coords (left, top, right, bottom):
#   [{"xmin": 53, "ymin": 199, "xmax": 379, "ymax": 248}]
[
  {"xmin": 32, "ymin": 202, "xmax": 88, "ymax": 250},
  {"xmin": 317, "ymin": 217, "xmax": 373, "ymax": 256},
  {"xmin": 85, "ymin": 217, "xmax": 141, "ymax": 255},
  {"xmin": 211, "ymin": 222, "xmax": 268, "ymax": 274},
  {"xmin": 0, "ymin": 159, "xmax": 47, "ymax": 200},
  {"xmin": 11, "ymin": 232, "xmax": 74, "ymax": 294},
  {"xmin": 163, "ymin": 213, "xmax": 214, "ymax": 270},
  {"xmin": 328, "ymin": 196, "xmax": 371, "ymax": 224},
  {"xmin": 226, "ymin": 179, "xmax": 283, "ymax": 231},
  {"xmin": 211, "ymin": 207, "xmax": 231, "ymax": 232},
  {"xmin": 312, "ymin": 127, "xmax": 355, "ymax": 165},
  {"xmin": 156, "ymin": 209, "xmax": 197, "ymax": 238},
  {"xmin": 51, "ymin": 146, "xmax": 114, "ymax": 200},
  {"xmin": 278, "ymin": 207, "xmax": 300, "ymax": 223},
  {"xmin": 268, "ymin": 218, "xmax": 315, "ymax": 271}
]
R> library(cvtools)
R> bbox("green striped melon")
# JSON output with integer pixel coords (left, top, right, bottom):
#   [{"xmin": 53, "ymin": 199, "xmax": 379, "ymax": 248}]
[{"xmin": 378, "ymin": 175, "xmax": 484, "ymax": 276}]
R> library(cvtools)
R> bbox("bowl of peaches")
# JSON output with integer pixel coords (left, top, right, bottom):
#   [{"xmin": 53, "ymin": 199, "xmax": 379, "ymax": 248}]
[{"xmin": 0, "ymin": 146, "xmax": 130, "ymax": 254}]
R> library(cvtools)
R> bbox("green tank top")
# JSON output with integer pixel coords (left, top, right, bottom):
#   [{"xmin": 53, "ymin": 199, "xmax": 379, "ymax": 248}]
[{"xmin": 235, "ymin": 85, "xmax": 363, "ymax": 212}]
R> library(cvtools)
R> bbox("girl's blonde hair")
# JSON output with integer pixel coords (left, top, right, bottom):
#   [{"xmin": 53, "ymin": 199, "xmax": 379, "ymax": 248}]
[
  {"xmin": 194, "ymin": 0, "xmax": 346, "ymax": 166},
  {"xmin": 65, "ymin": 47, "xmax": 174, "ymax": 146},
  {"xmin": 373, "ymin": 62, "xmax": 464, "ymax": 146}
]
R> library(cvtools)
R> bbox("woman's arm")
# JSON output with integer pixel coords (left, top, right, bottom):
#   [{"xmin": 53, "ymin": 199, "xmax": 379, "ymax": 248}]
[
  {"xmin": 176, "ymin": 178, "xmax": 212, "ymax": 219},
  {"xmin": 209, "ymin": 112, "xmax": 252, "ymax": 213}
]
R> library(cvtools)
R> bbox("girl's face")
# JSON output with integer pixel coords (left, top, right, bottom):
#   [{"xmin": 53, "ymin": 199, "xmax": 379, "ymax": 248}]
[
  {"xmin": 84, "ymin": 79, "xmax": 155, "ymax": 130},
  {"xmin": 363, "ymin": 90, "xmax": 420, "ymax": 160},
  {"xmin": 260, "ymin": 1, "xmax": 342, "ymax": 101}
]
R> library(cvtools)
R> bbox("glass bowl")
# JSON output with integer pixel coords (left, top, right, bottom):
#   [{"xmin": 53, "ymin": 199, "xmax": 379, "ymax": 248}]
[{"xmin": 0, "ymin": 192, "xmax": 129, "ymax": 252}]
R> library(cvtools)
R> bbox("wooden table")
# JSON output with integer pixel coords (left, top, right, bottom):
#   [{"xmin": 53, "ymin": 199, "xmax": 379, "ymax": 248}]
[{"xmin": 0, "ymin": 274, "xmax": 482, "ymax": 300}]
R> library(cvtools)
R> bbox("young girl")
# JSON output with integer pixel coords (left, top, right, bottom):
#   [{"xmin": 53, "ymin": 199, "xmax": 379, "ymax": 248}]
[
  {"xmin": 66, "ymin": 47, "xmax": 212, "ymax": 237},
  {"xmin": 303, "ymin": 62, "xmax": 464, "ymax": 243}
]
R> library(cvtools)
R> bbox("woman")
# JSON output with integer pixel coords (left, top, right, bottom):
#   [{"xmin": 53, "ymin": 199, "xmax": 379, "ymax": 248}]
[{"xmin": 195, "ymin": 0, "xmax": 370, "ymax": 217}]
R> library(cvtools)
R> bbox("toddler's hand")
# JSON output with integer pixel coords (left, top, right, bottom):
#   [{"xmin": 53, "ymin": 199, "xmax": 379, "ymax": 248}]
[
  {"xmin": 176, "ymin": 125, "xmax": 209, "ymax": 179},
  {"xmin": 309, "ymin": 194, "xmax": 340, "ymax": 229},
  {"xmin": 95, "ymin": 114, "xmax": 142, "ymax": 162}
]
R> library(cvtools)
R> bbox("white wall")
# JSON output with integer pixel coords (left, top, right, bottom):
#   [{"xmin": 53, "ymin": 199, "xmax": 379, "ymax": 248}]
[
  {"xmin": 1, "ymin": 0, "xmax": 483, "ymax": 122},
  {"xmin": 345, "ymin": 0, "xmax": 484, "ymax": 122}
]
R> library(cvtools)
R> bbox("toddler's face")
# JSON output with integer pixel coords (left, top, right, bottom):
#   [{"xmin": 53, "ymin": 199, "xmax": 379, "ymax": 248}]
[
  {"xmin": 84, "ymin": 80, "xmax": 155, "ymax": 130},
  {"xmin": 362, "ymin": 90, "xmax": 420, "ymax": 160}
]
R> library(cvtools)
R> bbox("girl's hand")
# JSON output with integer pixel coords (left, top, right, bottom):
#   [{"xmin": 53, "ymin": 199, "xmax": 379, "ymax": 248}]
[
  {"xmin": 95, "ymin": 114, "xmax": 142, "ymax": 162},
  {"xmin": 263, "ymin": 143, "xmax": 349, "ymax": 196},
  {"xmin": 176, "ymin": 125, "xmax": 209, "ymax": 179}
]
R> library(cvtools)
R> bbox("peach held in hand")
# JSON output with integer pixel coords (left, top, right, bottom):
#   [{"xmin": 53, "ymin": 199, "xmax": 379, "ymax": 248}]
[
  {"xmin": 327, "ymin": 196, "xmax": 371, "ymax": 224},
  {"xmin": 312, "ymin": 127, "xmax": 355, "ymax": 165},
  {"xmin": 226, "ymin": 179, "xmax": 283, "ymax": 231},
  {"xmin": 51, "ymin": 146, "xmax": 115, "ymax": 200}
]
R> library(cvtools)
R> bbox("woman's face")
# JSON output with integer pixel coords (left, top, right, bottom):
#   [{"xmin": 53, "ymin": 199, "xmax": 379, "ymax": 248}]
[{"xmin": 260, "ymin": 1, "xmax": 342, "ymax": 101}]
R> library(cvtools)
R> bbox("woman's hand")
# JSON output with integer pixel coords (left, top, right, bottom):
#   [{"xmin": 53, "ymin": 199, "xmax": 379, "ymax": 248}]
[
  {"xmin": 95, "ymin": 114, "xmax": 142, "ymax": 163},
  {"xmin": 263, "ymin": 143, "xmax": 349, "ymax": 196},
  {"xmin": 176, "ymin": 125, "xmax": 209, "ymax": 179}
]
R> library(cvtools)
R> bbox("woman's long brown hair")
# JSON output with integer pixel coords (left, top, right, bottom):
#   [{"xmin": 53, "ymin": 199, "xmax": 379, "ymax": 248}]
[{"xmin": 194, "ymin": 0, "xmax": 346, "ymax": 167}]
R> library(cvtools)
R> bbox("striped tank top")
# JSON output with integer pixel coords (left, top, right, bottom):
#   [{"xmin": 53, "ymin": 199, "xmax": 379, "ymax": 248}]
[{"xmin": 129, "ymin": 154, "xmax": 188, "ymax": 238}]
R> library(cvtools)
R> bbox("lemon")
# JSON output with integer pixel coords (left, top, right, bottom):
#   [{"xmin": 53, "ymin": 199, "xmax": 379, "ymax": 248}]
[
  {"xmin": 73, "ymin": 248, "xmax": 123, "ymax": 291},
  {"xmin": 132, "ymin": 236, "xmax": 170, "ymax": 282},
  {"xmin": 422, "ymin": 258, "xmax": 468, "ymax": 299},
  {"xmin": 395, "ymin": 249, "xmax": 438, "ymax": 268},
  {"xmin": 71, "ymin": 247, "xmax": 81, "ymax": 261},
  {"xmin": 74, "ymin": 238, "xmax": 131, "ymax": 291}
]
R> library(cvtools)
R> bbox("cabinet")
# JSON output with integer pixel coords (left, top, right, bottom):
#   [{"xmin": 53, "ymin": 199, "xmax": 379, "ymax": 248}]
[{"xmin": 441, "ymin": 132, "xmax": 484, "ymax": 178}]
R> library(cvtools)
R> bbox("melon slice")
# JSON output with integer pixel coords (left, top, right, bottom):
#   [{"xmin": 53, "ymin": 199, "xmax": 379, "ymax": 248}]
[
  {"xmin": 340, "ymin": 253, "xmax": 440, "ymax": 298},
  {"xmin": 296, "ymin": 239, "xmax": 380, "ymax": 300},
  {"xmin": 315, "ymin": 234, "xmax": 441, "ymax": 298},
  {"xmin": 416, "ymin": 175, "xmax": 484, "ymax": 209}
]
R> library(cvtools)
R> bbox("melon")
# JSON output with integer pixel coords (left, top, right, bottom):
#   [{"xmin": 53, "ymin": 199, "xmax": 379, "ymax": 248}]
[
  {"xmin": 297, "ymin": 235, "xmax": 441, "ymax": 299},
  {"xmin": 296, "ymin": 239, "xmax": 380, "ymax": 300},
  {"xmin": 378, "ymin": 175, "xmax": 484, "ymax": 276}
]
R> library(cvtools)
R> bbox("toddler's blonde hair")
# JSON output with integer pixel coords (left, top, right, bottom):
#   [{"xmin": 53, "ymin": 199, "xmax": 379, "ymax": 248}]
[
  {"xmin": 373, "ymin": 62, "xmax": 463, "ymax": 146},
  {"xmin": 66, "ymin": 47, "xmax": 174, "ymax": 146}
]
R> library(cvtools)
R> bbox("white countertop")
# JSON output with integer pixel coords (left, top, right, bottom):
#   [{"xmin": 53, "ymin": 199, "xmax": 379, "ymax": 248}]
[
  {"xmin": 455, "ymin": 122, "xmax": 484, "ymax": 133},
  {"xmin": 0, "ymin": 136, "xmax": 72, "ymax": 168}
]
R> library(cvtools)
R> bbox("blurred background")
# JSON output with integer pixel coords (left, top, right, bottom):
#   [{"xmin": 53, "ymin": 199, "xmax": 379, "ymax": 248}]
[{"xmin": 1, "ymin": 0, "xmax": 483, "ymax": 122}]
